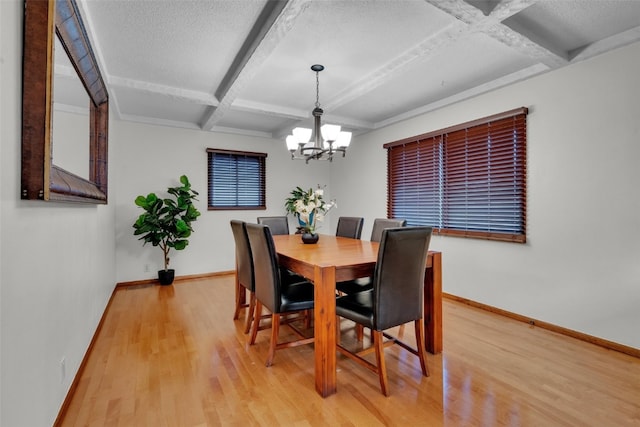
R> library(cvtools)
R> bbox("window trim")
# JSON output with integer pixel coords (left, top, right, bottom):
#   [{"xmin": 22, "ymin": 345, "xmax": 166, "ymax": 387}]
[
  {"xmin": 384, "ymin": 107, "xmax": 528, "ymax": 243},
  {"xmin": 207, "ymin": 148, "xmax": 267, "ymax": 211}
]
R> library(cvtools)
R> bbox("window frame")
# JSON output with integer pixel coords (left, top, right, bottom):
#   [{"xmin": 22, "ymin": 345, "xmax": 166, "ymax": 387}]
[
  {"xmin": 384, "ymin": 107, "xmax": 528, "ymax": 243},
  {"xmin": 207, "ymin": 148, "xmax": 267, "ymax": 211}
]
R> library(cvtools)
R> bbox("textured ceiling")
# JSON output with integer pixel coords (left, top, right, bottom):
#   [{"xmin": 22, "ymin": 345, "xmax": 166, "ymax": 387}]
[{"xmin": 55, "ymin": 0, "xmax": 640, "ymax": 139}]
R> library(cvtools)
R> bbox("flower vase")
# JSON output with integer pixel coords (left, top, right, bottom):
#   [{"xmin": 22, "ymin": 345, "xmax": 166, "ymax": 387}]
[{"xmin": 301, "ymin": 232, "xmax": 319, "ymax": 244}]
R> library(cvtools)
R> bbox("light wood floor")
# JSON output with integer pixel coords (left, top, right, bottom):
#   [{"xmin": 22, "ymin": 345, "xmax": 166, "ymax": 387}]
[{"xmin": 58, "ymin": 275, "xmax": 640, "ymax": 426}]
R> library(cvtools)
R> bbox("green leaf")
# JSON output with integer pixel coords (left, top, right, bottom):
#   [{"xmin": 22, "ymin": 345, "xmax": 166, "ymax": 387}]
[
  {"xmin": 173, "ymin": 240, "xmax": 188, "ymax": 250},
  {"xmin": 134, "ymin": 195, "xmax": 147, "ymax": 209},
  {"xmin": 175, "ymin": 219, "xmax": 188, "ymax": 233}
]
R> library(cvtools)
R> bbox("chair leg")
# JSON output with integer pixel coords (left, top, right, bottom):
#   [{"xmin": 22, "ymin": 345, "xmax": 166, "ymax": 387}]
[
  {"xmin": 304, "ymin": 309, "xmax": 312, "ymax": 329},
  {"xmin": 372, "ymin": 330, "xmax": 389, "ymax": 396},
  {"xmin": 266, "ymin": 313, "xmax": 280, "ymax": 367},
  {"xmin": 233, "ymin": 281, "xmax": 245, "ymax": 320},
  {"xmin": 356, "ymin": 324, "xmax": 364, "ymax": 341},
  {"xmin": 244, "ymin": 293, "xmax": 256, "ymax": 334},
  {"xmin": 414, "ymin": 319, "xmax": 429, "ymax": 377},
  {"xmin": 249, "ymin": 301, "xmax": 262, "ymax": 345},
  {"xmin": 397, "ymin": 323, "xmax": 406, "ymax": 338}
]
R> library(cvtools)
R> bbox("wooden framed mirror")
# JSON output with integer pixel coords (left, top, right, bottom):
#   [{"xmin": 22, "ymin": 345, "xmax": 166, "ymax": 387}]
[{"xmin": 22, "ymin": 0, "xmax": 108, "ymax": 203}]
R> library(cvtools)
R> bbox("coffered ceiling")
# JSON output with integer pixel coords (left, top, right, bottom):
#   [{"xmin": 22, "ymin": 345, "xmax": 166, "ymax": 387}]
[{"xmin": 57, "ymin": 0, "xmax": 640, "ymax": 139}]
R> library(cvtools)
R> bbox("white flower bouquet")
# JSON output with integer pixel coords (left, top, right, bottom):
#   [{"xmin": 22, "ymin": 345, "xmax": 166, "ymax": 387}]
[{"xmin": 285, "ymin": 186, "xmax": 336, "ymax": 234}]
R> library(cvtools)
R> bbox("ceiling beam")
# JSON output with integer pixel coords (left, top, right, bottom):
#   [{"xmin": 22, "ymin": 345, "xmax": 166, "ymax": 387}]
[
  {"xmin": 425, "ymin": 0, "xmax": 568, "ymax": 67},
  {"xmin": 108, "ymin": 75, "xmax": 217, "ymax": 106},
  {"xmin": 200, "ymin": 0, "xmax": 311, "ymax": 131},
  {"xmin": 214, "ymin": 0, "xmax": 288, "ymax": 102}
]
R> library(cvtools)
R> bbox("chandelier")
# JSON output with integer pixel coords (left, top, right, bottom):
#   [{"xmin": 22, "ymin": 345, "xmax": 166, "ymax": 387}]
[{"xmin": 285, "ymin": 64, "xmax": 351, "ymax": 163}]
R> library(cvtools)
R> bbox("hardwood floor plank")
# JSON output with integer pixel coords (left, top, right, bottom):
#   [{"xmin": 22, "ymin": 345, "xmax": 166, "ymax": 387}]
[{"xmin": 57, "ymin": 275, "xmax": 640, "ymax": 426}]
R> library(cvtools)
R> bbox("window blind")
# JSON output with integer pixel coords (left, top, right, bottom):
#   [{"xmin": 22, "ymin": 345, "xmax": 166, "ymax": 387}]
[
  {"xmin": 207, "ymin": 149, "xmax": 266, "ymax": 210},
  {"xmin": 385, "ymin": 107, "xmax": 527, "ymax": 243}
]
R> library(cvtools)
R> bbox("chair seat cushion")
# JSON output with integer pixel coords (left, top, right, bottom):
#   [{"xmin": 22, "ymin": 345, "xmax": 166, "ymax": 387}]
[
  {"xmin": 281, "ymin": 281, "xmax": 315, "ymax": 313},
  {"xmin": 336, "ymin": 289, "xmax": 375, "ymax": 329},
  {"xmin": 336, "ymin": 277, "xmax": 372, "ymax": 294},
  {"xmin": 281, "ymin": 267, "xmax": 307, "ymax": 285}
]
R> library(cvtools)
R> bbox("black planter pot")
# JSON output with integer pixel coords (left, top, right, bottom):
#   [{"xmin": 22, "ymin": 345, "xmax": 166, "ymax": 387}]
[
  {"xmin": 301, "ymin": 233, "xmax": 319, "ymax": 244},
  {"xmin": 158, "ymin": 269, "xmax": 175, "ymax": 285}
]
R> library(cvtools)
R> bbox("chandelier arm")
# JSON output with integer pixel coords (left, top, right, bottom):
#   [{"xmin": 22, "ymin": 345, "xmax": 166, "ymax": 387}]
[{"xmin": 301, "ymin": 147, "xmax": 324, "ymax": 153}]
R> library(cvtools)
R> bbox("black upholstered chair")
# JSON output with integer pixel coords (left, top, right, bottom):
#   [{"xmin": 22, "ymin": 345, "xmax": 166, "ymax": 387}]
[
  {"xmin": 369, "ymin": 218, "xmax": 407, "ymax": 243},
  {"xmin": 335, "ymin": 216, "xmax": 364, "ymax": 239},
  {"xmin": 231, "ymin": 220, "xmax": 308, "ymax": 334},
  {"xmin": 335, "ymin": 226, "xmax": 432, "ymax": 396},
  {"xmin": 257, "ymin": 216, "xmax": 289, "ymax": 235},
  {"xmin": 246, "ymin": 223, "xmax": 315, "ymax": 366},
  {"xmin": 336, "ymin": 218, "xmax": 407, "ymax": 295},
  {"xmin": 230, "ymin": 220, "xmax": 256, "ymax": 333},
  {"xmin": 257, "ymin": 216, "xmax": 307, "ymax": 283}
]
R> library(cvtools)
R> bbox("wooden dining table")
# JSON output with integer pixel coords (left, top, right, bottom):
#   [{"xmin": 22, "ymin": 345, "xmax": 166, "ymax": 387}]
[{"xmin": 272, "ymin": 234, "xmax": 442, "ymax": 398}]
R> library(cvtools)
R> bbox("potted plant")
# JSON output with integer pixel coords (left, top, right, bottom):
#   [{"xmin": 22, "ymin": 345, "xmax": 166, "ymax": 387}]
[
  {"xmin": 132, "ymin": 175, "xmax": 201, "ymax": 285},
  {"xmin": 285, "ymin": 186, "xmax": 336, "ymax": 243}
]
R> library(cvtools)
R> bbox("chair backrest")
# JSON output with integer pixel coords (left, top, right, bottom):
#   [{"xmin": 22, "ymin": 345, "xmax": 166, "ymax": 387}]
[
  {"xmin": 370, "ymin": 218, "xmax": 407, "ymax": 242},
  {"xmin": 336, "ymin": 216, "xmax": 364, "ymax": 239},
  {"xmin": 246, "ymin": 223, "xmax": 282, "ymax": 313},
  {"xmin": 230, "ymin": 220, "xmax": 255, "ymax": 292},
  {"xmin": 372, "ymin": 227, "xmax": 432, "ymax": 331},
  {"xmin": 257, "ymin": 216, "xmax": 289, "ymax": 235}
]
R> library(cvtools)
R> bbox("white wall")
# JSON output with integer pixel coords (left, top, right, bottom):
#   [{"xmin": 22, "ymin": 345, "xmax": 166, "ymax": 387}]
[
  {"xmin": 331, "ymin": 41, "xmax": 640, "ymax": 349},
  {"xmin": 1, "ymin": 2, "xmax": 117, "ymax": 425},
  {"xmin": 113, "ymin": 121, "xmax": 331, "ymax": 282}
]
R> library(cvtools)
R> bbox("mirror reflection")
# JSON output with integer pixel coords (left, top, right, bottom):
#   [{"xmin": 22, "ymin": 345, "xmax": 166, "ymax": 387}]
[{"xmin": 52, "ymin": 35, "xmax": 90, "ymax": 180}]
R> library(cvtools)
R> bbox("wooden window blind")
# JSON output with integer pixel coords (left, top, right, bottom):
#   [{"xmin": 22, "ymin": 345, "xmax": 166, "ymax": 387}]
[
  {"xmin": 385, "ymin": 107, "xmax": 528, "ymax": 243},
  {"xmin": 207, "ymin": 149, "xmax": 267, "ymax": 210}
]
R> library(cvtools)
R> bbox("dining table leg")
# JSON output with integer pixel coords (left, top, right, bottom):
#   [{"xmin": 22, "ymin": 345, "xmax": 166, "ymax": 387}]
[
  {"xmin": 424, "ymin": 251, "xmax": 442, "ymax": 354},
  {"xmin": 313, "ymin": 264, "xmax": 337, "ymax": 397}
]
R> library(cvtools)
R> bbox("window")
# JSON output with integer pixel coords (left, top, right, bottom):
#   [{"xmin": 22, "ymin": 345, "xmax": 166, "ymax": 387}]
[
  {"xmin": 385, "ymin": 107, "xmax": 528, "ymax": 243},
  {"xmin": 207, "ymin": 149, "xmax": 266, "ymax": 210}
]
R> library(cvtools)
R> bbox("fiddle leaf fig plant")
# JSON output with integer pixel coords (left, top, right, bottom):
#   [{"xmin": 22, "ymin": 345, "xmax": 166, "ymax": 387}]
[{"xmin": 133, "ymin": 175, "xmax": 201, "ymax": 271}]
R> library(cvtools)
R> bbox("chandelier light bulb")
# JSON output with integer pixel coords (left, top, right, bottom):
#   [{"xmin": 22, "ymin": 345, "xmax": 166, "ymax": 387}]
[
  {"xmin": 321, "ymin": 124, "xmax": 341, "ymax": 142},
  {"xmin": 286, "ymin": 135, "xmax": 299, "ymax": 151},
  {"xmin": 335, "ymin": 131, "xmax": 352, "ymax": 148},
  {"xmin": 292, "ymin": 127, "xmax": 312, "ymax": 144}
]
